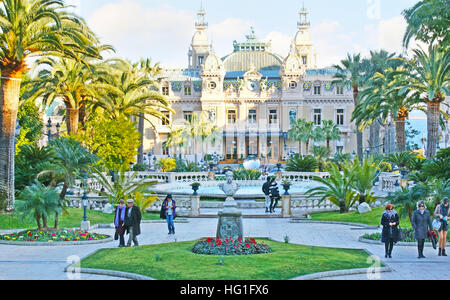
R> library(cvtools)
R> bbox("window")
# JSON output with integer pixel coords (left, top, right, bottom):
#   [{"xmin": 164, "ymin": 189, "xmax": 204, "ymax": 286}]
[
  {"xmin": 184, "ymin": 85, "xmax": 192, "ymax": 96},
  {"xmin": 161, "ymin": 112, "xmax": 170, "ymax": 126},
  {"xmin": 227, "ymin": 109, "xmax": 237, "ymax": 124},
  {"xmin": 336, "ymin": 85, "xmax": 344, "ymax": 95},
  {"xmin": 336, "ymin": 109, "xmax": 345, "ymax": 125},
  {"xmin": 302, "ymin": 56, "xmax": 307, "ymax": 65},
  {"xmin": 269, "ymin": 109, "xmax": 278, "ymax": 124},
  {"xmin": 162, "ymin": 142, "xmax": 169, "ymax": 156},
  {"xmin": 289, "ymin": 110, "xmax": 297, "ymax": 127},
  {"xmin": 198, "ymin": 56, "xmax": 204, "ymax": 65},
  {"xmin": 289, "ymin": 81, "xmax": 298, "ymax": 89},
  {"xmin": 248, "ymin": 109, "xmax": 257, "ymax": 124},
  {"xmin": 313, "ymin": 109, "xmax": 322, "ymax": 125},
  {"xmin": 162, "ymin": 86, "xmax": 169, "ymax": 96},
  {"xmin": 184, "ymin": 111, "xmax": 193, "ymax": 123},
  {"xmin": 208, "ymin": 81, "xmax": 217, "ymax": 89},
  {"xmin": 314, "ymin": 86, "xmax": 321, "ymax": 95}
]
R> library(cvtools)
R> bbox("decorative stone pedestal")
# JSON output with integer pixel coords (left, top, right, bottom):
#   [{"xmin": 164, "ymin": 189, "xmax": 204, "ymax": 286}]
[
  {"xmin": 81, "ymin": 220, "xmax": 90, "ymax": 231},
  {"xmin": 281, "ymin": 195, "xmax": 292, "ymax": 218},
  {"xmin": 216, "ymin": 197, "xmax": 244, "ymax": 240},
  {"xmin": 190, "ymin": 195, "xmax": 200, "ymax": 217}
]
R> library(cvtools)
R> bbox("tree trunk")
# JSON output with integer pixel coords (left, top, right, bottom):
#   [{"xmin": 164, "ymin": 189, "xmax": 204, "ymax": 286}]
[
  {"xmin": 369, "ymin": 120, "xmax": 380, "ymax": 154},
  {"xmin": 66, "ymin": 107, "xmax": 79, "ymax": 135},
  {"xmin": 56, "ymin": 182, "xmax": 69, "ymax": 229},
  {"xmin": 35, "ymin": 213, "xmax": 42, "ymax": 230},
  {"xmin": 305, "ymin": 141, "xmax": 309, "ymax": 155},
  {"xmin": 426, "ymin": 101, "xmax": 440, "ymax": 159},
  {"xmin": 298, "ymin": 141, "xmax": 302, "ymax": 156},
  {"xmin": 137, "ymin": 113, "xmax": 144, "ymax": 164},
  {"xmin": 353, "ymin": 87, "xmax": 363, "ymax": 164},
  {"xmin": 0, "ymin": 71, "xmax": 22, "ymax": 212},
  {"xmin": 339, "ymin": 201, "xmax": 347, "ymax": 214},
  {"xmin": 326, "ymin": 138, "xmax": 330, "ymax": 151},
  {"xmin": 42, "ymin": 215, "xmax": 48, "ymax": 230},
  {"xmin": 395, "ymin": 117, "xmax": 406, "ymax": 153}
]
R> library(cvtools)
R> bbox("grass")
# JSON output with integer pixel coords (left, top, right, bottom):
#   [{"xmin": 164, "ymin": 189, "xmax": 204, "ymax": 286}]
[
  {"xmin": 0, "ymin": 208, "xmax": 160, "ymax": 230},
  {"xmin": 80, "ymin": 239, "xmax": 377, "ymax": 280},
  {"xmin": 309, "ymin": 207, "xmax": 412, "ymax": 227}
]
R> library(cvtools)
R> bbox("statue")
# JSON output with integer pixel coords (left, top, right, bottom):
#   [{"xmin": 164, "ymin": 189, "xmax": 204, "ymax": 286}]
[
  {"xmin": 219, "ymin": 171, "xmax": 240, "ymax": 197},
  {"xmin": 216, "ymin": 171, "xmax": 244, "ymax": 240}
]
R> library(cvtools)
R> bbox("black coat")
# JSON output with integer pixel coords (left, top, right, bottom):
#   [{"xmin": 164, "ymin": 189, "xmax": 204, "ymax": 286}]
[
  {"xmin": 381, "ymin": 212, "xmax": 400, "ymax": 243},
  {"xmin": 125, "ymin": 205, "xmax": 142, "ymax": 236},
  {"xmin": 411, "ymin": 209, "xmax": 432, "ymax": 240},
  {"xmin": 114, "ymin": 206, "xmax": 126, "ymax": 236}
]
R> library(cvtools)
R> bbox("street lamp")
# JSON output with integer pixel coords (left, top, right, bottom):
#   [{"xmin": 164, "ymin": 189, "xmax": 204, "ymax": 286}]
[{"xmin": 80, "ymin": 180, "xmax": 90, "ymax": 231}]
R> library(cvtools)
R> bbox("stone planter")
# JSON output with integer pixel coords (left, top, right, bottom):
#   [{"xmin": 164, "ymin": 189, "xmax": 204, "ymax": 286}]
[
  {"xmin": 191, "ymin": 183, "xmax": 200, "ymax": 196},
  {"xmin": 282, "ymin": 184, "xmax": 291, "ymax": 196}
]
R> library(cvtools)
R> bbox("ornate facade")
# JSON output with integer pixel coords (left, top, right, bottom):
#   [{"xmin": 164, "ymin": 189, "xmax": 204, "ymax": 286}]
[{"xmin": 143, "ymin": 6, "xmax": 367, "ymax": 163}]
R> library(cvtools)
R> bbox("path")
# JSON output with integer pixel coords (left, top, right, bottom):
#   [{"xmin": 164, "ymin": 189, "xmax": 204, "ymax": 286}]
[{"xmin": 1, "ymin": 218, "xmax": 449, "ymax": 280}]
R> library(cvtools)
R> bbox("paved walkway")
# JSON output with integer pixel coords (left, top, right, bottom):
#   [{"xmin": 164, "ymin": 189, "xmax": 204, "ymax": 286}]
[{"xmin": 1, "ymin": 218, "xmax": 449, "ymax": 280}]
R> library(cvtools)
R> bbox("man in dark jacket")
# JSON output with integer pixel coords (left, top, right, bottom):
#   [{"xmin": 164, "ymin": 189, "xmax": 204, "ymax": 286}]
[
  {"xmin": 262, "ymin": 177, "xmax": 272, "ymax": 213},
  {"xmin": 125, "ymin": 199, "xmax": 142, "ymax": 247},
  {"xmin": 269, "ymin": 178, "xmax": 280, "ymax": 213}
]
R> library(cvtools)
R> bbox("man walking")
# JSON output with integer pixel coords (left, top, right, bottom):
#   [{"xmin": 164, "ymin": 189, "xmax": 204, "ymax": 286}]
[
  {"xmin": 269, "ymin": 177, "xmax": 280, "ymax": 213},
  {"xmin": 125, "ymin": 199, "xmax": 142, "ymax": 247},
  {"xmin": 262, "ymin": 177, "xmax": 272, "ymax": 213}
]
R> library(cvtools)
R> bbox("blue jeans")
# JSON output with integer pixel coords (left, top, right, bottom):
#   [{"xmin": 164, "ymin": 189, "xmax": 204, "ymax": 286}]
[{"xmin": 166, "ymin": 214, "xmax": 175, "ymax": 233}]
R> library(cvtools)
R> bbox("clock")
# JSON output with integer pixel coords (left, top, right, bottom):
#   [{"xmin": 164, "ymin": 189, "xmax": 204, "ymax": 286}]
[{"xmin": 246, "ymin": 80, "xmax": 258, "ymax": 91}]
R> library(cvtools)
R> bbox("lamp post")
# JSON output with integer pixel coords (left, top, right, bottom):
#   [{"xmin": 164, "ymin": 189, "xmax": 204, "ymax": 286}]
[
  {"xmin": 81, "ymin": 187, "xmax": 90, "ymax": 231},
  {"xmin": 46, "ymin": 118, "xmax": 61, "ymax": 142}
]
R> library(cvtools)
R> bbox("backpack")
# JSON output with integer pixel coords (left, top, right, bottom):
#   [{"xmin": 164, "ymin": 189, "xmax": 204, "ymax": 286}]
[
  {"xmin": 160, "ymin": 201, "xmax": 166, "ymax": 219},
  {"xmin": 262, "ymin": 182, "xmax": 270, "ymax": 195}
]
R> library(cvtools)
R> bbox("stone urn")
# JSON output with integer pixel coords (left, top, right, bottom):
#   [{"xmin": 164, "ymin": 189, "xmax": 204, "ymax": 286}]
[
  {"xmin": 282, "ymin": 181, "xmax": 291, "ymax": 196},
  {"xmin": 191, "ymin": 182, "xmax": 201, "ymax": 196}
]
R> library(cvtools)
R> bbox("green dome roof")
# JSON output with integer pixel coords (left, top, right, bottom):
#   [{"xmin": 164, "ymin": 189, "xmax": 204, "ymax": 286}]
[{"xmin": 221, "ymin": 51, "xmax": 283, "ymax": 72}]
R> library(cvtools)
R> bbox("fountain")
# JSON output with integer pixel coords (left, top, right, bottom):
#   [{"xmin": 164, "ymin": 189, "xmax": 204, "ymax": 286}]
[{"xmin": 216, "ymin": 171, "xmax": 244, "ymax": 240}]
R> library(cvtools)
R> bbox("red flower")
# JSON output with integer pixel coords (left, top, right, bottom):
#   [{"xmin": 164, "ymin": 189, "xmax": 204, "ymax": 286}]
[
  {"xmin": 206, "ymin": 238, "xmax": 213, "ymax": 243},
  {"xmin": 250, "ymin": 238, "xmax": 256, "ymax": 244},
  {"xmin": 28, "ymin": 233, "xmax": 32, "ymax": 237},
  {"xmin": 245, "ymin": 244, "xmax": 250, "ymax": 248}
]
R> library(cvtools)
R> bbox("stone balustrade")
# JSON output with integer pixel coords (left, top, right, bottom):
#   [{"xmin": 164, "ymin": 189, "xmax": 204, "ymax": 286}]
[{"xmin": 378, "ymin": 172, "xmax": 402, "ymax": 194}]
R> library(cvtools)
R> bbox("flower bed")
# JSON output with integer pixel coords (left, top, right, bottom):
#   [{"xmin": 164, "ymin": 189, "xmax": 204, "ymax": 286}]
[
  {"xmin": 0, "ymin": 229, "xmax": 109, "ymax": 243},
  {"xmin": 192, "ymin": 237, "xmax": 273, "ymax": 256},
  {"xmin": 362, "ymin": 228, "xmax": 449, "ymax": 243}
]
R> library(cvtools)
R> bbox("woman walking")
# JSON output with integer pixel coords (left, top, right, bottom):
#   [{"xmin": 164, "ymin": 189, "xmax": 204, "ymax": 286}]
[
  {"xmin": 411, "ymin": 200, "xmax": 433, "ymax": 259},
  {"xmin": 114, "ymin": 200, "xmax": 126, "ymax": 247},
  {"xmin": 162, "ymin": 194, "xmax": 176, "ymax": 235},
  {"xmin": 381, "ymin": 204, "xmax": 400, "ymax": 258},
  {"xmin": 434, "ymin": 197, "xmax": 449, "ymax": 256}
]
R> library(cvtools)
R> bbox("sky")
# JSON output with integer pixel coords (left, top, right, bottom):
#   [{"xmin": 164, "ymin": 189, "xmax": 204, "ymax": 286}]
[{"xmin": 68, "ymin": 0, "xmax": 419, "ymax": 69}]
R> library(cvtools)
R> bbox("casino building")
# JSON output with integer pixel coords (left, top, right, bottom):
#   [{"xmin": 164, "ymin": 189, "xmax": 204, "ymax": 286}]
[{"xmin": 143, "ymin": 6, "xmax": 367, "ymax": 164}]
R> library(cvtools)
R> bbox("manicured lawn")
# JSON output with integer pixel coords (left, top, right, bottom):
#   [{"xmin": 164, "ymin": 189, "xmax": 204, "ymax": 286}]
[
  {"xmin": 0, "ymin": 208, "xmax": 160, "ymax": 230},
  {"xmin": 309, "ymin": 207, "xmax": 412, "ymax": 227},
  {"xmin": 80, "ymin": 239, "xmax": 377, "ymax": 280}
]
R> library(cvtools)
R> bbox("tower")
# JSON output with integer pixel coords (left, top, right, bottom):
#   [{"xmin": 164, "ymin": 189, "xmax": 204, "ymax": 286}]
[
  {"xmin": 188, "ymin": 3, "xmax": 210, "ymax": 69},
  {"xmin": 293, "ymin": 5, "xmax": 317, "ymax": 69}
]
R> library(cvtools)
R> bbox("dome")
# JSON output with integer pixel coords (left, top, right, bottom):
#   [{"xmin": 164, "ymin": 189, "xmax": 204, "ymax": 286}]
[
  {"xmin": 294, "ymin": 29, "xmax": 313, "ymax": 46},
  {"xmin": 203, "ymin": 51, "xmax": 224, "ymax": 73},
  {"xmin": 222, "ymin": 51, "xmax": 283, "ymax": 72},
  {"xmin": 192, "ymin": 30, "xmax": 209, "ymax": 46}
]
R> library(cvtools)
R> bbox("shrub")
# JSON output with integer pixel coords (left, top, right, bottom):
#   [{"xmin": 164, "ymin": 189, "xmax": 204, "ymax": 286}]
[
  {"xmin": 132, "ymin": 163, "xmax": 148, "ymax": 172},
  {"xmin": 285, "ymin": 154, "xmax": 318, "ymax": 172},
  {"xmin": 156, "ymin": 158, "xmax": 176, "ymax": 172},
  {"xmin": 192, "ymin": 238, "xmax": 273, "ymax": 256},
  {"xmin": 232, "ymin": 168, "xmax": 261, "ymax": 180},
  {"xmin": 174, "ymin": 159, "xmax": 200, "ymax": 172}
]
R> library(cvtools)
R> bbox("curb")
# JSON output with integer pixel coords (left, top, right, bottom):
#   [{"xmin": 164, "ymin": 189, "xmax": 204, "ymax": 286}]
[
  {"xmin": 290, "ymin": 219, "xmax": 379, "ymax": 229},
  {"xmin": 359, "ymin": 237, "xmax": 450, "ymax": 247},
  {"xmin": 65, "ymin": 267, "xmax": 155, "ymax": 280},
  {"xmin": 291, "ymin": 266, "xmax": 392, "ymax": 280},
  {"xmin": 0, "ymin": 236, "xmax": 113, "ymax": 246}
]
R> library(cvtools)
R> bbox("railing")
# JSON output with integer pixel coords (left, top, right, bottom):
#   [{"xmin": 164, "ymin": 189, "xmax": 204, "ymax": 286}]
[{"xmin": 378, "ymin": 172, "xmax": 402, "ymax": 194}]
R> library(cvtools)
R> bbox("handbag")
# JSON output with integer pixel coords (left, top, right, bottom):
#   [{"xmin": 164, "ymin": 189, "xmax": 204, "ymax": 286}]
[
  {"xmin": 397, "ymin": 226, "xmax": 405, "ymax": 241},
  {"xmin": 432, "ymin": 218, "xmax": 442, "ymax": 231}
]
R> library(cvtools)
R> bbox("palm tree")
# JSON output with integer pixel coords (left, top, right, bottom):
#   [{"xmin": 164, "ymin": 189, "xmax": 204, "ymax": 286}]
[
  {"xmin": 333, "ymin": 53, "xmax": 368, "ymax": 163},
  {"xmin": 306, "ymin": 161, "xmax": 357, "ymax": 213},
  {"xmin": 38, "ymin": 137, "xmax": 96, "ymax": 229},
  {"xmin": 353, "ymin": 66, "xmax": 420, "ymax": 153},
  {"xmin": 395, "ymin": 45, "xmax": 450, "ymax": 158},
  {"xmin": 351, "ymin": 157, "xmax": 380, "ymax": 204},
  {"xmin": 165, "ymin": 126, "xmax": 186, "ymax": 158},
  {"xmin": 91, "ymin": 59, "xmax": 173, "ymax": 125},
  {"xmin": 287, "ymin": 119, "xmax": 305, "ymax": 155},
  {"xmin": 89, "ymin": 165, "xmax": 157, "ymax": 205},
  {"xmin": 15, "ymin": 180, "xmax": 61, "ymax": 230},
  {"xmin": 0, "ymin": 0, "xmax": 101, "ymax": 211},
  {"xmin": 321, "ymin": 120, "xmax": 341, "ymax": 151}
]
